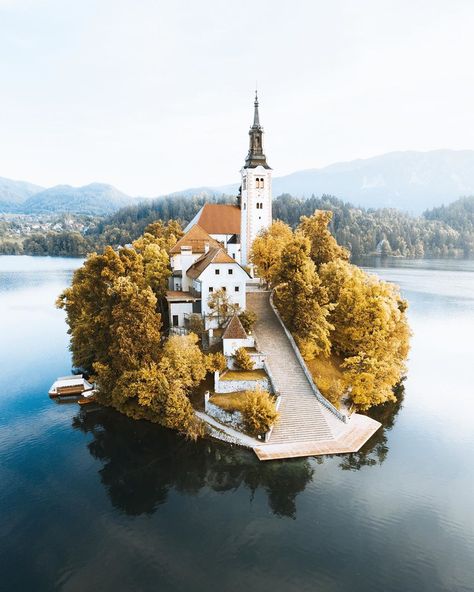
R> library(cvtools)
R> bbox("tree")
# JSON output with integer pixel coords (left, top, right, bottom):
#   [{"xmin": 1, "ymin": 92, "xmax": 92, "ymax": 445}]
[
  {"xmin": 142, "ymin": 219, "xmax": 183, "ymax": 251},
  {"xmin": 234, "ymin": 347, "xmax": 255, "ymax": 371},
  {"xmin": 298, "ymin": 210, "xmax": 349, "ymax": 268},
  {"xmin": 206, "ymin": 352, "xmax": 227, "ymax": 373},
  {"xmin": 241, "ymin": 388, "xmax": 279, "ymax": 435},
  {"xmin": 58, "ymin": 238, "xmax": 208, "ymax": 438},
  {"xmin": 207, "ymin": 288, "xmax": 240, "ymax": 327},
  {"xmin": 238, "ymin": 310, "xmax": 257, "ymax": 333},
  {"xmin": 159, "ymin": 333, "xmax": 208, "ymax": 391},
  {"xmin": 250, "ymin": 220, "xmax": 293, "ymax": 286},
  {"xmin": 274, "ymin": 233, "xmax": 333, "ymax": 359},
  {"xmin": 114, "ymin": 364, "xmax": 203, "ymax": 439},
  {"xmin": 318, "ymin": 259, "xmax": 410, "ymax": 409}
]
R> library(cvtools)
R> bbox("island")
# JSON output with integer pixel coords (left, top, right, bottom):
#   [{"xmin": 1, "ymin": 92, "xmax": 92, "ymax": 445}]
[{"xmin": 57, "ymin": 95, "xmax": 410, "ymax": 460}]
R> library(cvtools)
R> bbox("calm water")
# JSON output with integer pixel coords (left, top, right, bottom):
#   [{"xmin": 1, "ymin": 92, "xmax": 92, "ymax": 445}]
[{"xmin": 1, "ymin": 256, "xmax": 474, "ymax": 592}]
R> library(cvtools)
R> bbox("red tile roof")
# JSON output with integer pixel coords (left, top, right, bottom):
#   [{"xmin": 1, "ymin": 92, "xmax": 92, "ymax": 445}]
[
  {"xmin": 169, "ymin": 224, "xmax": 221, "ymax": 255},
  {"xmin": 186, "ymin": 247, "xmax": 237, "ymax": 280},
  {"xmin": 222, "ymin": 314, "xmax": 248, "ymax": 340},
  {"xmin": 194, "ymin": 204, "xmax": 241, "ymax": 235}
]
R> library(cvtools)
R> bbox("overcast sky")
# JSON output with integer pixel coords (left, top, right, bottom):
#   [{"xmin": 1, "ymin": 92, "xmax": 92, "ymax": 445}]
[{"xmin": 1, "ymin": 0, "xmax": 474, "ymax": 195}]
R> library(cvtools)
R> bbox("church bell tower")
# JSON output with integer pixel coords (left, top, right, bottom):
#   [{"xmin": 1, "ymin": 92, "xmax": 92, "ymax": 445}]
[{"xmin": 240, "ymin": 92, "xmax": 272, "ymax": 266}]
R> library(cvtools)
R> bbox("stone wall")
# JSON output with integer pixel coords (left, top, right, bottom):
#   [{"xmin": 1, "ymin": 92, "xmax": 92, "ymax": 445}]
[
  {"xmin": 227, "ymin": 352, "xmax": 266, "ymax": 370},
  {"xmin": 214, "ymin": 370, "xmax": 272, "ymax": 394}
]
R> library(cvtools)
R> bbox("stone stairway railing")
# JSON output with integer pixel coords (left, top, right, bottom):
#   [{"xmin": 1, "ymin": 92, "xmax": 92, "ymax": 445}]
[{"xmin": 269, "ymin": 290, "xmax": 348, "ymax": 424}]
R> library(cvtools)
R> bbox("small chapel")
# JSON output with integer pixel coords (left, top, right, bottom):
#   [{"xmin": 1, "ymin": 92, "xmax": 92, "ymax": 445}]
[{"xmin": 166, "ymin": 92, "xmax": 273, "ymax": 330}]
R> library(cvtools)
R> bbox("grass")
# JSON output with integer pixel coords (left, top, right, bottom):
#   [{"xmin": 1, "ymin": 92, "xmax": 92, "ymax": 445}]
[
  {"xmin": 210, "ymin": 391, "xmax": 247, "ymax": 412},
  {"xmin": 306, "ymin": 353, "xmax": 345, "ymax": 407},
  {"xmin": 220, "ymin": 368, "xmax": 268, "ymax": 381}
]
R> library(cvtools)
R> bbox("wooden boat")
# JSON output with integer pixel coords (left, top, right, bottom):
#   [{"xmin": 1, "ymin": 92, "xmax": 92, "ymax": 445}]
[
  {"xmin": 48, "ymin": 375, "xmax": 94, "ymax": 399},
  {"xmin": 77, "ymin": 388, "xmax": 98, "ymax": 405}
]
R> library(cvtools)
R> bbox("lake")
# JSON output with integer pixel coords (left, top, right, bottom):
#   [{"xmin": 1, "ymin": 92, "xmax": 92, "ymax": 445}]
[{"xmin": 1, "ymin": 255, "xmax": 473, "ymax": 592}]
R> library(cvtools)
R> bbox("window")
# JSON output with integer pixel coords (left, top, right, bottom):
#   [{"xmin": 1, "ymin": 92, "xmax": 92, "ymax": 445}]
[
  {"xmin": 235, "ymin": 286, "xmax": 239, "ymax": 292},
  {"xmin": 232, "ymin": 253, "xmax": 235, "ymax": 259},
  {"xmin": 172, "ymin": 315, "xmax": 179, "ymax": 327},
  {"xmin": 243, "ymin": 203, "xmax": 246, "ymax": 210},
  {"xmin": 228, "ymin": 269, "xmax": 233, "ymax": 275},
  {"xmin": 215, "ymin": 269, "xmax": 220, "ymax": 275},
  {"xmin": 222, "ymin": 286, "xmax": 226, "ymax": 292},
  {"xmin": 260, "ymin": 178, "xmax": 264, "ymax": 188},
  {"xmin": 209, "ymin": 287, "xmax": 213, "ymax": 293},
  {"xmin": 256, "ymin": 177, "xmax": 260, "ymax": 189}
]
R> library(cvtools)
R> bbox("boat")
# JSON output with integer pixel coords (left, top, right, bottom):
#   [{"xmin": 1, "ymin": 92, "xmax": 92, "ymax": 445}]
[
  {"xmin": 48, "ymin": 375, "xmax": 95, "ymax": 399},
  {"xmin": 77, "ymin": 389, "xmax": 98, "ymax": 405}
]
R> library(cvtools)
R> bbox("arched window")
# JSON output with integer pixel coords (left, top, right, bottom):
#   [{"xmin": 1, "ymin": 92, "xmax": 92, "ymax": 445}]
[
  {"xmin": 255, "ymin": 177, "xmax": 260, "ymax": 189},
  {"xmin": 260, "ymin": 178, "xmax": 264, "ymax": 188}
]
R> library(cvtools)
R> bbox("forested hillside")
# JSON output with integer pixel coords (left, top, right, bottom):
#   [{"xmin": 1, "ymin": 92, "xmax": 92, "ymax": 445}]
[{"xmin": 1, "ymin": 194, "xmax": 474, "ymax": 258}]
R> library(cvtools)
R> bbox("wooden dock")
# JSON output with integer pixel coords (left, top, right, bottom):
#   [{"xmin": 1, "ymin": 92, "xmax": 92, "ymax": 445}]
[{"xmin": 254, "ymin": 414, "xmax": 380, "ymax": 460}]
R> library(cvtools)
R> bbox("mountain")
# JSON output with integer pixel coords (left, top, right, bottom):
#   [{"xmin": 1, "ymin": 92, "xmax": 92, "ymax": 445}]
[
  {"xmin": 3, "ymin": 149, "xmax": 474, "ymax": 216},
  {"xmin": 169, "ymin": 150, "xmax": 474, "ymax": 214},
  {"xmin": 271, "ymin": 150, "xmax": 474, "ymax": 213},
  {"xmin": 20, "ymin": 183, "xmax": 134, "ymax": 215},
  {"xmin": 0, "ymin": 176, "xmax": 44, "ymax": 211}
]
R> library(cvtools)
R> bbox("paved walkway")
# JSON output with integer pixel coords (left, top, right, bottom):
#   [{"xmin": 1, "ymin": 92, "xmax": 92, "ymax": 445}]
[{"xmin": 246, "ymin": 291, "xmax": 381, "ymax": 461}]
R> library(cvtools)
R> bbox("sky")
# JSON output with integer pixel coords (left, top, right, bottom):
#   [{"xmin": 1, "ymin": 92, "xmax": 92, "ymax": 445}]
[{"xmin": 1, "ymin": 0, "xmax": 474, "ymax": 196}]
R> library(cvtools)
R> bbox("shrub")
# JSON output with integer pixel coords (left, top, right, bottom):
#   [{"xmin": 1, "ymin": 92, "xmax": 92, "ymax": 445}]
[
  {"xmin": 318, "ymin": 377, "xmax": 343, "ymax": 407},
  {"xmin": 187, "ymin": 314, "xmax": 204, "ymax": 335},
  {"xmin": 241, "ymin": 387, "xmax": 279, "ymax": 435},
  {"xmin": 234, "ymin": 347, "xmax": 255, "ymax": 371},
  {"xmin": 238, "ymin": 310, "xmax": 257, "ymax": 333},
  {"xmin": 207, "ymin": 352, "xmax": 227, "ymax": 373}
]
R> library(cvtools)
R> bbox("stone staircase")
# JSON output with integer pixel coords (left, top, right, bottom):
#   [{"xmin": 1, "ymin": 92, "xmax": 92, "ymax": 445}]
[{"xmin": 247, "ymin": 291, "xmax": 340, "ymax": 444}]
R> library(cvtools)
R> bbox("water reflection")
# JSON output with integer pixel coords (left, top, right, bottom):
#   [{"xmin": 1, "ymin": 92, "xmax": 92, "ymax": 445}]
[
  {"xmin": 73, "ymin": 388, "xmax": 404, "ymax": 518},
  {"xmin": 338, "ymin": 383, "xmax": 404, "ymax": 471},
  {"xmin": 72, "ymin": 407, "xmax": 314, "ymax": 519}
]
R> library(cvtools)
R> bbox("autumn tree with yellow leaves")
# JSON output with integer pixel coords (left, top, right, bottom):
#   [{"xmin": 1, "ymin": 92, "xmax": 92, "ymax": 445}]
[
  {"xmin": 250, "ymin": 211, "xmax": 410, "ymax": 410},
  {"xmin": 57, "ymin": 221, "xmax": 206, "ymax": 438},
  {"xmin": 250, "ymin": 220, "xmax": 293, "ymax": 286},
  {"xmin": 273, "ymin": 233, "xmax": 333, "ymax": 359}
]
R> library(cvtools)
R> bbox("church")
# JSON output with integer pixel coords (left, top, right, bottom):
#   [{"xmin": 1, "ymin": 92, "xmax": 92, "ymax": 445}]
[{"xmin": 166, "ymin": 93, "xmax": 273, "ymax": 329}]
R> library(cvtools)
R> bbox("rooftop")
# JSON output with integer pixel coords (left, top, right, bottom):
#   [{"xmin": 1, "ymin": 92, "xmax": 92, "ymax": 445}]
[
  {"xmin": 222, "ymin": 314, "xmax": 248, "ymax": 340},
  {"xmin": 192, "ymin": 204, "xmax": 241, "ymax": 235},
  {"xmin": 165, "ymin": 290, "xmax": 200, "ymax": 302},
  {"xmin": 186, "ymin": 246, "xmax": 238, "ymax": 280},
  {"xmin": 169, "ymin": 224, "xmax": 222, "ymax": 255}
]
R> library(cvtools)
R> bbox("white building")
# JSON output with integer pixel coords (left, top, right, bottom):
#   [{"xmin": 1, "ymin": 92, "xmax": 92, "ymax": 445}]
[
  {"xmin": 222, "ymin": 314, "xmax": 255, "ymax": 356},
  {"xmin": 239, "ymin": 92, "xmax": 273, "ymax": 266},
  {"xmin": 184, "ymin": 92, "xmax": 272, "ymax": 267},
  {"xmin": 166, "ymin": 93, "xmax": 272, "ymax": 330},
  {"xmin": 166, "ymin": 232, "xmax": 249, "ymax": 329}
]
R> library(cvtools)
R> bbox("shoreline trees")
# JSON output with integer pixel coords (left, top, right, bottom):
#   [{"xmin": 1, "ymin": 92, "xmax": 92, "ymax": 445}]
[
  {"xmin": 251, "ymin": 211, "xmax": 410, "ymax": 410},
  {"xmin": 57, "ymin": 221, "xmax": 205, "ymax": 438}
]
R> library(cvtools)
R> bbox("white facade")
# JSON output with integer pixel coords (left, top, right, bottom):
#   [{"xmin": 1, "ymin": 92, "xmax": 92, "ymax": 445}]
[
  {"xmin": 196, "ymin": 262, "xmax": 248, "ymax": 328},
  {"xmin": 223, "ymin": 335, "xmax": 255, "ymax": 356},
  {"xmin": 169, "ymin": 301, "xmax": 194, "ymax": 328},
  {"xmin": 240, "ymin": 165, "xmax": 273, "ymax": 266}
]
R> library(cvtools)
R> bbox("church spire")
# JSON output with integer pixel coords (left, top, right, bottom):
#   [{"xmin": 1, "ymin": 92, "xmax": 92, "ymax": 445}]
[
  {"xmin": 252, "ymin": 90, "xmax": 260, "ymax": 128},
  {"xmin": 245, "ymin": 91, "xmax": 270, "ymax": 169}
]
